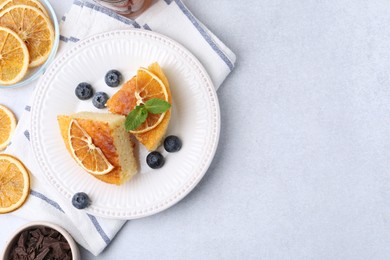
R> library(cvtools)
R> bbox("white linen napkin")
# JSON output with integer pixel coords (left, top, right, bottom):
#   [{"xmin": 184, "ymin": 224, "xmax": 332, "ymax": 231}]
[{"xmin": 3, "ymin": 0, "xmax": 236, "ymax": 256}]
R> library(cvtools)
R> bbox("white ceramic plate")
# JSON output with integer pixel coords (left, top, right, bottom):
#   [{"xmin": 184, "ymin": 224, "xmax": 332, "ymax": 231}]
[{"xmin": 31, "ymin": 29, "xmax": 220, "ymax": 219}]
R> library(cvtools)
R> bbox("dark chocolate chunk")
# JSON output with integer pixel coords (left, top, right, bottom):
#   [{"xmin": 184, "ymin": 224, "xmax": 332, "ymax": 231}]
[{"xmin": 35, "ymin": 247, "xmax": 50, "ymax": 260}]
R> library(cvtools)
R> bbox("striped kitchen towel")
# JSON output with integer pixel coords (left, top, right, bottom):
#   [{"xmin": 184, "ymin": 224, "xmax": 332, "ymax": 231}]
[{"xmin": 3, "ymin": 0, "xmax": 236, "ymax": 256}]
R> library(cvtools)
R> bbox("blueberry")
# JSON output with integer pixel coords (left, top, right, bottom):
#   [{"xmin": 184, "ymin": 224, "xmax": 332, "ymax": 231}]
[
  {"xmin": 92, "ymin": 92, "xmax": 109, "ymax": 109},
  {"xmin": 164, "ymin": 135, "xmax": 182, "ymax": 152},
  {"xmin": 146, "ymin": 151, "xmax": 165, "ymax": 169},
  {"xmin": 75, "ymin": 82, "xmax": 93, "ymax": 100},
  {"xmin": 72, "ymin": 192, "xmax": 90, "ymax": 209},
  {"xmin": 105, "ymin": 70, "xmax": 122, "ymax": 87}
]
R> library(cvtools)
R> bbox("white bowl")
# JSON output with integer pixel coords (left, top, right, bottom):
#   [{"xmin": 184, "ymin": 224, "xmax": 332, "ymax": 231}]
[{"xmin": 1, "ymin": 221, "xmax": 80, "ymax": 260}]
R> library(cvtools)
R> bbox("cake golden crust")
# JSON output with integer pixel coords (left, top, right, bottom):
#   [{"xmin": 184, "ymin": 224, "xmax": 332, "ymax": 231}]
[
  {"xmin": 76, "ymin": 118, "xmax": 123, "ymax": 184},
  {"xmin": 106, "ymin": 76, "xmax": 138, "ymax": 116}
]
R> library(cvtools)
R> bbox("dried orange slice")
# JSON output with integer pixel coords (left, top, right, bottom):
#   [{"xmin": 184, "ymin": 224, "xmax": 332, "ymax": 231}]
[
  {"xmin": 132, "ymin": 67, "xmax": 169, "ymax": 134},
  {"xmin": 0, "ymin": 154, "xmax": 30, "ymax": 213},
  {"xmin": 68, "ymin": 119, "xmax": 114, "ymax": 175},
  {"xmin": 0, "ymin": 26, "xmax": 29, "ymax": 85},
  {"xmin": 0, "ymin": 104, "xmax": 16, "ymax": 150},
  {"xmin": 0, "ymin": 0, "xmax": 49, "ymax": 16},
  {"xmin": 0, "ymin": 5, "xmax": 54, "ymax": 67}
]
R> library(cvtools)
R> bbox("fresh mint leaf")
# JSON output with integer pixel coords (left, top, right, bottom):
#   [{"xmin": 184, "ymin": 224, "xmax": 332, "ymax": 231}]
[
  {"xmin": 125, "ymin": 105, "xmax": 149, "ymax": 131},
  {"xmin": 144, "ymin": 98, "xmax": 171, "ymax": 114}
]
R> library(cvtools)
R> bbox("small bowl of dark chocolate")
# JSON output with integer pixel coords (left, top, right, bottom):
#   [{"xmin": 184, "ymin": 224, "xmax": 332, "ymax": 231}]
[{"xmin": 2, "ymin": 221, "xmax": 80, "ymax": 260}]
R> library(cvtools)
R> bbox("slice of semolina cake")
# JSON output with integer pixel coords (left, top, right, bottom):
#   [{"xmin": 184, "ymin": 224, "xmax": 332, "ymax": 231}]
[
  {"xmin": 57, "ymin": 112, "xmax": 138, "ymax": 185},
  {"xmin": 106, "ymin": 62, "xmax": 172, "ymax": 151}
]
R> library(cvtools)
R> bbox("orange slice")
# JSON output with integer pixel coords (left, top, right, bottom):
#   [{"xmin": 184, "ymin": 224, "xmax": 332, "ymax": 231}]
[
  {"xmin": 131, "ymin": 67, "xmax": 169, "ymax": 134},
  {"xmin": 68, "ymin": 119, "xmax": 114, "ymax": 175},
  {"xmin": 0, "ymin": 0, "xmax": 49, "ymax": 16},
  {"xmin": 0, "ymin": 104, "xmax": 16, "ymax": 150},
  {"xmin": 0, "ymin": 154, "xmax": 30, "ymax": 213},
  {"xmin": 0, "ymin": 26, "xmax": 29, "ymax": 85},
  {"xmin": 0, "ymin": 5, "xmax": 54, "ymax": 67}
]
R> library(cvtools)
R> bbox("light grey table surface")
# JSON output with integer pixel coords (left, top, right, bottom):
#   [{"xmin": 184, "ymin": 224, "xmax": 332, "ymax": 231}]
[{"xmin": 2, "ymin": 0, "xmax": 390, "ymax": 259}]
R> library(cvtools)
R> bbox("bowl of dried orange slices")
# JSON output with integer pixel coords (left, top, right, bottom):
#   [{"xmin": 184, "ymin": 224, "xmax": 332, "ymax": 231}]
[{"xmin": 0, "ymin": 0, "xmax": 59, "ymax": 88}]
